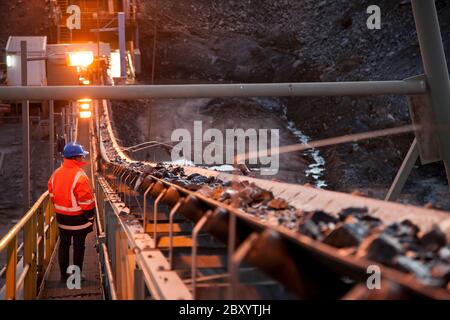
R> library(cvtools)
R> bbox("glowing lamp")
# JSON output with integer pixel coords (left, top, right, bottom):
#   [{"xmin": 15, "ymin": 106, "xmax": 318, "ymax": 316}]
[
  {"xmin": 77, "ymin": 98, "xmax": 92, "ymax": 111},
  {"xmin": 6, "ymin": 55, "xmax": 13, "ymax": 68},
  {"xmin": 80, "ymin": 103, "xmax": 91, "ymax": 110},
  {"xmin": 77, "ymin": 98, "xmax": 92, "ymax": 103},
  {"xmin": 67, "ymin": 51, "xmax": 94, "ymax": 67},
  {"xmin": 79, "ymin": 111, "xmax": 92, "ymax": 119}
]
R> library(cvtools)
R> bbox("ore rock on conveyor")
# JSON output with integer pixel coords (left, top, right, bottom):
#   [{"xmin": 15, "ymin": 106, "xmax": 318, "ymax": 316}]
[{"xmin": 117, "ymin": 161, "xmax": 450, "ymax": 290}]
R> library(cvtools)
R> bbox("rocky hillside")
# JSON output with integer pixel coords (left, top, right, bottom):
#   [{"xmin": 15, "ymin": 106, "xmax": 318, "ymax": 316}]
[
  {"xmin": 0, "ymin": 0, "xmax": 49, "ymax": 49},
  {"xmin": 127, "ymin": 0, "xmax": 450, "ymax": 208}
]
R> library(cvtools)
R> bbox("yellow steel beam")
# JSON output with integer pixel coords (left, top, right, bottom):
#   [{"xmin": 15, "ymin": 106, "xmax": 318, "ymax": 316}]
[
  {"xmin": 6, "ymin": 237, "xmax": 17, "ymax": 300},
  {"xmin": 0, "ymin": 192, "xmax": 48, "ymax": 252}
]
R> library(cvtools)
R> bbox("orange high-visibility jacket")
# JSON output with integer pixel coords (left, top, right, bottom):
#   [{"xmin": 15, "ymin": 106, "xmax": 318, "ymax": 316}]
[{"xmin": 48, "ymin": 159, "xmax": 95, "ymax": 216}]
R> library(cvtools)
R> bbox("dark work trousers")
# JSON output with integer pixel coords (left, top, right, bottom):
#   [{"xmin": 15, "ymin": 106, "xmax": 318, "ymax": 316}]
[
  {"xmin": 56, "ymin": 211, "xmax": 95, "ymax": 278},
  {"xmin": 58, "ymin": 228, "xmax": 90, "ymax": 278}
]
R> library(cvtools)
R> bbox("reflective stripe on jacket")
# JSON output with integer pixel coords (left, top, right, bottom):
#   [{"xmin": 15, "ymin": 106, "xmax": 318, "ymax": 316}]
[
  {"xmin": 55, "ymin": 212, "xmax": 94, "ymax": 232},
  {"xmin": 48, "ymin": 159, "xmax": 95, "ymax": 217}
]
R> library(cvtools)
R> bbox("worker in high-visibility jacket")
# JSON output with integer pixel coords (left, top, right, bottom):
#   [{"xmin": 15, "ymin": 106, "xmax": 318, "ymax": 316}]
[{"xmin": 48, "ymin": 142, "xmax": 96, "ymax": 282}]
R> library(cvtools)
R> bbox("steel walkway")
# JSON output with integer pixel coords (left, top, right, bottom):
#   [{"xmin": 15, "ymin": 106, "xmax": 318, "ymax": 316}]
[
  {"xmin": 37, "ymin": 229, "xmax": 102, "ymax": 300},
  {"xmin": 38, "ymin": 118, "xmax": 103, "ymax": 300}
]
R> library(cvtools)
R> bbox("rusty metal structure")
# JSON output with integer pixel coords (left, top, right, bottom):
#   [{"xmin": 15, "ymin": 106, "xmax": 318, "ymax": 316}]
[
  {"xmin": 48, "ymin": 0, "xmax": 138, "ymax": 44},
  {"xmin": 0, "ymin": 0, "xmax": 450, "ymax": 300}
]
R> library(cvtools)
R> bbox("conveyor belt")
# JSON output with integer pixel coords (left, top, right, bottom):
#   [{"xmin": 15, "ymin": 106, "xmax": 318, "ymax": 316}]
[{"xmin": 98, "ymin": 99, "xmax": 450, "ymax": 299}]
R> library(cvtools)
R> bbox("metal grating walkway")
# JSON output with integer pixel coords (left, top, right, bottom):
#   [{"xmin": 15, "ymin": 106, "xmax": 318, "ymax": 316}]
[{"xmin": 37, "ymin": 229, "xmax": 103, "ymax": 300}]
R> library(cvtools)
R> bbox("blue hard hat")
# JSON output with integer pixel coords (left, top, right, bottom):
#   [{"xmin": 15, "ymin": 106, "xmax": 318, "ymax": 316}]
[{"xmin": 63, "ymin": 142, "xmax": 89, "ymax": 158}]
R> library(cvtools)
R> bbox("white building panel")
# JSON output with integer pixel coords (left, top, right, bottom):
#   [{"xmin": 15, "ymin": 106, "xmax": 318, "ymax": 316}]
[{"xmin": 5, "ymin": 36, "xmax": 47, "ymax": 86}]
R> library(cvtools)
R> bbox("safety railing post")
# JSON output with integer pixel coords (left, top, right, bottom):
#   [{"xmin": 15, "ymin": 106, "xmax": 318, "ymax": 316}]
[
  {"xmin": 30, "ymin": 207, "xmax": 38, "ymax": 297},
  {"xmin": 153, "ymin": 190, "xmax": 167, "ymax": 248},
  {"xmin": 23, "ymin": 216, "xmax": 34, "ymax": 299},
  {"xmin": 118, "ymin": 171, "xmax": 127, "ymax": 198},
  {"xmin": 101, "ymin": 242, "xmax": 118, "ymax": 300},
  {"xmin": 117, "ymin": 171, "xmax": 124, "ymax": 194},
  {"xmin": 97, "ymin": 182, "xmax": 106, "ymax": 232},
  {"xmin": 229, "ymin": 233, "xmax": 259, "ymax": 300},
  {"xmin": 169, "ymin": 200, "xmax": 184, "ymax": 270},
  {"xmin": 105, "ymin": 203, "xmax": 117, "ymax": 277},
  {"xmin": 113, "ymin": 217, "xmax": 121, "ymax": 296},
  {"xmin": 124, "ymin": 174, "xmax": 132, "ymax": 205},
  {"xmin": 37, "ymin": 203, "xmax": 45, "ymax": 282},
  {"xmin": 226, "ymin": 211, "xmax": 236, "ymax": 300},
  {"xmin": 191, "ymin": 211, "xmax": 213, "ymax": 299},
  {"xmin": 142, "ymin": 183, "xmax": 155, "ymax": 233},
  {"xmin": 94, "ymin": 179, "xmax": 98, "ymax": 205},
  {"xmin": 101, "ymin": 187, "xmax": 106, "ymax": 232},
  {"xmin": 48, "ymin": 201, "xmax": 58, "ymax": 263},
  {"xmin": 114, "ymin": 167, "xmax": 120, "ymax": 189},
  {"xmin": 6, "ymin": 236, "xmax": 17, "ymax": 300},
  {"xmin": 44, "ymin": 201, "xmax": 52, "ymax": 268},
  {"xmin": 122, "ymin": 174, "xmax": 128, "ymax": 203}
]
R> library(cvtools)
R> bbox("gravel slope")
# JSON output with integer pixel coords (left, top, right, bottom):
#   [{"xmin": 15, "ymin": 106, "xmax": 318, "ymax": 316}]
[{"xmin": 126, "ymin": 0, "xmax": 450, "ymax": 209}]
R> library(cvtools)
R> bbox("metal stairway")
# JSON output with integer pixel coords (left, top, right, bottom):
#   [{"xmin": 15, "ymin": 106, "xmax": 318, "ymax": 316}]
[{"xmin": 56, "ymin": 0, "xmax": 71, "ymax": 43}]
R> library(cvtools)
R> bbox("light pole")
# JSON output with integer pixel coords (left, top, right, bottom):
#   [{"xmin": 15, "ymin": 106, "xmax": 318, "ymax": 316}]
[{"xmin": 20, "ymin": 41, "xmax": 30, "ymax": 210}]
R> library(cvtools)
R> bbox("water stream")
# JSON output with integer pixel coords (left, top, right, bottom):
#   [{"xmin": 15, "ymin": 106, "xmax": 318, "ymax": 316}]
[{"xmin": 254, "ymin": 98, "xmax": 327, "ymax": 188}]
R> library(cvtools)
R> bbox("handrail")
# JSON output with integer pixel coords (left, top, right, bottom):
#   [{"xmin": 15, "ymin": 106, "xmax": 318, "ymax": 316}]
[
  {"xmin": 0, "ymin": 192, "xmax": 58, "ymax": 300},
  {"xmin": 0, "ymin": 192, "xmax": 47, "ymax": 251}
]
